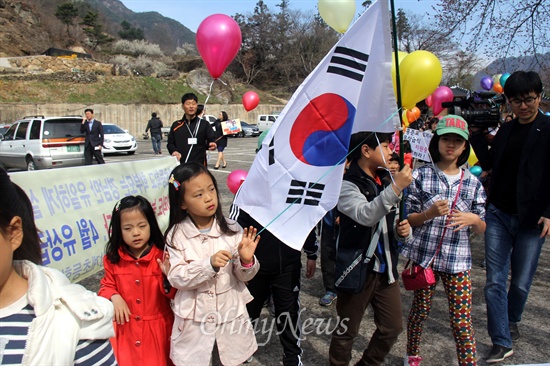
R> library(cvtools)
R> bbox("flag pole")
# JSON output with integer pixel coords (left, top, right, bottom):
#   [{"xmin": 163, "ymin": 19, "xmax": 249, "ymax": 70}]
[{"xmin": 389, "ymin": 0, "xmax": 405, "ymax": 220}]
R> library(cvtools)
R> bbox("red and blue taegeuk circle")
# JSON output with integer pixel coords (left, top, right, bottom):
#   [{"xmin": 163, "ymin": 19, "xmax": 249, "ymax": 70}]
[{"xmin": 290, "ymin": 93, "xmax": 355, "ymax": 166}]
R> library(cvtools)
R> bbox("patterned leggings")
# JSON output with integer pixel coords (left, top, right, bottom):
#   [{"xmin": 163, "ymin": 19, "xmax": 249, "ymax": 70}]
[{"xmin": 406, "ymin": 270, "xmax": 477, "ymax": 366}]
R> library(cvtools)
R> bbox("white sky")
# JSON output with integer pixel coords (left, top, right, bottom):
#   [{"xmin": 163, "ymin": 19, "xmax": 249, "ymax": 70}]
[{"xmin": 118, "ymin": 0, "xmax": 438, "ymax": 33}]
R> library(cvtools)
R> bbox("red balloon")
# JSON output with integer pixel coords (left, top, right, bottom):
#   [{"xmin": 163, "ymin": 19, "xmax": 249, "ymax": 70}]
[
  {"xmin": 432, "ymin": 86, "xmax": 454, "ymax": 115},
  {"xmin": 196, "ymin": 14, "xmax": 242, "ymax": 79},
  {"xmin": 227, "ymin": 169, "xmax": 248, "ymax": 194},
  {"xmin": 242, "ymin": 91, "xmax": 260, "ymax": 112}
]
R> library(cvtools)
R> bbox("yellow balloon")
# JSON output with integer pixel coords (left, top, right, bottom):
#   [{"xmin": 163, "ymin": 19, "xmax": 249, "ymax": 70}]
[
  {"xmin": 318, "ymin": 0, "xmax": 356, "ymax": 34},
  {"xmin": 396, "ymin": 50, "xmax": 442, "ymax": 110},
  {"xmin": 468, "ymin": 147, "xmax": 479, "ymax": 166},
  {"xmin": 492, "ymin": 74, "xmax": 502, "ymax": 85},
  {"xmin": 391, "ymin": 51, "xmax": 409, "ymax": 97}
]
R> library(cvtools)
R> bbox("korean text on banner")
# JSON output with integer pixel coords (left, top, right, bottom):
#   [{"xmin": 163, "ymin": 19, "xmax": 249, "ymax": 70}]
[{"xmin": 9, "ymin": 157, "xmax": 179, "ymax": 283}]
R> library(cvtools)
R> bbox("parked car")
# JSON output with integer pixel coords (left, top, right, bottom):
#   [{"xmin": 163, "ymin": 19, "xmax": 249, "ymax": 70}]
[
  {"xmin": 257, "ymin": 114, "xmax": 278, "ymax": 132},
  {"xmin": 233, "ymin": 121, "xmax": 260, "ymax": 137},
  {"xmin": 0, "ymin": 124, "xmax": 11, "ymax": 139},
  {"xmin": 102, "ymin": 123, "xmax": 137, "ymax": 155},
  {"xmin": 0, "ymin": 116, "xmax": 85, "ymax": 171}
]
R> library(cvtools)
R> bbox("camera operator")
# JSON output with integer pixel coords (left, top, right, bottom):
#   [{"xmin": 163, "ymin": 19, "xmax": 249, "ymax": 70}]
[{"xmin": 469, "ymin": 71, "xmax": 550, "ymax": 364}]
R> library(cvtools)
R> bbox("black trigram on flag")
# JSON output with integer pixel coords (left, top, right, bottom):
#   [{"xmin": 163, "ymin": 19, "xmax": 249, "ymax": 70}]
[
  {"xmin": 327, "ymin": 46, "xmax": 369, "ymax": 82},
  {"xmin": 268, "ymin": 137, "xmax": 275, "ymax": 165},
  {"xmin": 286, "ymin": 180, "xmax": 325, "ymax": 206}
]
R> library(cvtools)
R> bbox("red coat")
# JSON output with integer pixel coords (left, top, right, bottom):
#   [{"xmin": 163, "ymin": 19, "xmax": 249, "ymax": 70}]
[{"xmin": 99, "ymin": 246, "xmax": 176, "ymax": 366}]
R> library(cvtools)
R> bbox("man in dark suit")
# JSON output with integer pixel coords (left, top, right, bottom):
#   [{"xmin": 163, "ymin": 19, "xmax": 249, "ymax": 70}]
[{"xmin": 80, "ymin": 108, "xmax": 105, "ymax": 165}]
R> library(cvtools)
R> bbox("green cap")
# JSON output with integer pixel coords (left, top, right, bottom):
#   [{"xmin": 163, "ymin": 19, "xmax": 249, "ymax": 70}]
[{"xmin": 436, "ymin": 115, "xmax": 469, "ymax": 140}]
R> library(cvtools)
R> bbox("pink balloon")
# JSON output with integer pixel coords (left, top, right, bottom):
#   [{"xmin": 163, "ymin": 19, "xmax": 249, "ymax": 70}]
[
  {"xmin": 432, "ymin": 86, "xmax": 454, "ymax": 115},
  {"xmin": 242, "ymin": 91, "xmax": 260, "ymax": 112},
  {"xmin": 425, "ymin": 95, "xmax": 432, "ymax": 107},
  {"xmin": 227, "ymin": 169, "xmax": 248, "ymax": 194},
  {"xmin": 196, "ymin": 14, "xmax": 242, "ymax": 79}
]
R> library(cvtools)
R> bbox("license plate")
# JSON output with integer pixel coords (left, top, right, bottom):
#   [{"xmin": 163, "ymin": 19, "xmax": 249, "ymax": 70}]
[{"xmin": 67, "ymin": 145, "xmax": 80, "ymax": 152}]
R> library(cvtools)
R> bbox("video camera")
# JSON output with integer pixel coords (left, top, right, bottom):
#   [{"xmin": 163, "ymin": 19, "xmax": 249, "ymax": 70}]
[{"xmin": 441, "ymin": 91, "xmax": 505, "ymax": 127}]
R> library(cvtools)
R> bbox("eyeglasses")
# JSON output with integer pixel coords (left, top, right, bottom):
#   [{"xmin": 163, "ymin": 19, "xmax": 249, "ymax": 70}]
[{"xmin": 509, "ymin": 96, "xmax": 538, "ymax": 107}]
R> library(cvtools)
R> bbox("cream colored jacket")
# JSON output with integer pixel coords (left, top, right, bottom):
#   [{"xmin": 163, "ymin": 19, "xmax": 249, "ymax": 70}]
[
  {"xmin": 11, "ymin": 260, "xmax": 115, "ymax": 365},
  {"xmin": 166, "ymin": 217, "xmax": 259, "ymax": 323}
]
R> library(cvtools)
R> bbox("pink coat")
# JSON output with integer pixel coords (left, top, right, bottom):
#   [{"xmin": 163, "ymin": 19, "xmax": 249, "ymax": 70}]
[{"xmin": 166, "ymin": 217, "xmax": 259, "ymax": 366}]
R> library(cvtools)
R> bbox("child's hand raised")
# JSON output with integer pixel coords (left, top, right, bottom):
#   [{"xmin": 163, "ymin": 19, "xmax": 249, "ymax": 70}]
[
  {"xmin": 210, "ymin": 250, "xmax": 232, "ymax": 271},
  {"xmin": 111, "ymin": 294, "xmax": 131, "ymax": 325},
  {"xmin": 392, "ymin": 164, "xmax": 413, "ymax": 195},
  {"xmin": 238, "ymin": 226, "xmax": 260, "ymax": 265},
  {"xmin": 157, "ymin": 250, "xmax": 171, "ymax": 275}
]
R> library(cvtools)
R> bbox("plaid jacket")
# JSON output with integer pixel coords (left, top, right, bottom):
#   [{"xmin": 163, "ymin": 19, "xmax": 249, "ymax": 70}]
[{"xmin": 401, "ymin": 164, "xmax": 486, "ymax": 273}]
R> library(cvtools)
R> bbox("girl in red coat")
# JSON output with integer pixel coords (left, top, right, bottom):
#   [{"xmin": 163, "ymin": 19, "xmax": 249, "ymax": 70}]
[{"xmin": 99, "ymin": 195, "xmax": 176, "ymax": 366}]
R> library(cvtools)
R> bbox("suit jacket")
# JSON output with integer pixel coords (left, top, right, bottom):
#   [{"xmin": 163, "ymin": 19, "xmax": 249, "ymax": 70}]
[
  {"xmin": 80, "ymin": 119, "xmax": 104, "ymax": 148},
  {"xmin": 470, "ymin": 111, "xmax": 550, "ymax": 227}
]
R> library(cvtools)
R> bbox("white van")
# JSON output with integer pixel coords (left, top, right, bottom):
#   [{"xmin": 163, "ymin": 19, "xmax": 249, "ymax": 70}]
[
  {"xmin": 257, "ymin": 114, "xmax": 278, "ymax": 132},
  {"xmin": 0, "ymin": 116, "xmax": 85, "ymax": 170}
]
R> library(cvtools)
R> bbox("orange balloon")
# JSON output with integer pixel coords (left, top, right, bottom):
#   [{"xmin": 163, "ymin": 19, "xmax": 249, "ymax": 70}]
[
  {"xmin": 412, "ymin": 106, "xmax": 421, "ymax": 119},
  {"xmin": 406, "ymin": 106, "xmax": 421, "ymax": 122},
  {"xmin": 493, "ymin": 83, "xmax": 503, "ymax": 93}
]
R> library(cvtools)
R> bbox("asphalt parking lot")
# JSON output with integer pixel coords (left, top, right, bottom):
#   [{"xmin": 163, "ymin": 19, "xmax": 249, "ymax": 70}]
[{"xmin": 80, "ymin": 136, "xmax": 550, "ymax": 366}]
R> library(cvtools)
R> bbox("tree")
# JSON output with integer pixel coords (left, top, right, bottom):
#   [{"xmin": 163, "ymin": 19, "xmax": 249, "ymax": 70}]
[
  {"xmin": 81, "ymin": 11, "xmax": 114, "ymax": 50},
  {"xmin": 118, "ymin": 20, "xmax": 145, "ymax": 41},
  {"xmin": 55, "ymin": 2, "xmax": 79, "ymax": 38},
  {"xmin": 432, "ymin": 0, "xmax": 549, "ymax": 72}
]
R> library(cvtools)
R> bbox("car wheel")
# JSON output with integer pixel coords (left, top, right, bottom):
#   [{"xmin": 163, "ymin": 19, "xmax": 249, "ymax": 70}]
[
  {"xmin": 240, "ymin": 131, "xmax": 245, "ymax": 138},
  {"xmin": 127, "ymin": 151, "xmax": 136, "ymax": 155},
  {"xmin": 26, "ymin": 157, "xmax": 36, "ymax": 171}
]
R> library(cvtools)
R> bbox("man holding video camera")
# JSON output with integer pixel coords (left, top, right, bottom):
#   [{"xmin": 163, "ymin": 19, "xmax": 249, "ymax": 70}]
[{"xmin": 470, "ymin": 71, "xmax": 550, "ymax": 363}]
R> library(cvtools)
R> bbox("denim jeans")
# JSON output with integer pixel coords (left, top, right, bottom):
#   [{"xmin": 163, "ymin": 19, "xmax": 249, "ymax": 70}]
[
  {"xmin": 151, "ymin": 134, "xmax": 162, "ymax": 153},
  {"xmin": 484, "ymin": 203, "xmax": 545, "ymax": 348}
]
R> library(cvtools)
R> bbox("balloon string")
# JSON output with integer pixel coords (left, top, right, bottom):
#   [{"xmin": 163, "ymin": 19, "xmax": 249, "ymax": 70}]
[
  {"xmin": 255, "ymin": 108, "xmax": 401, "ymax": 237},
  {"xmin": 203, "ymin": 79, "xmax": 215, "ymax": 111}
]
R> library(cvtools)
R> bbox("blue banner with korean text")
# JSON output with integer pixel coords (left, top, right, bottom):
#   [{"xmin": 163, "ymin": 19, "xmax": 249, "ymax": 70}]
[{"xmin": 9, "ymin": 157, "xmax": 179, "ymax": 282}]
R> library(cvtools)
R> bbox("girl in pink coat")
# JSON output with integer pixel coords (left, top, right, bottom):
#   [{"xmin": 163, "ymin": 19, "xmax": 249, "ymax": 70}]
[
  {"xmin": 99, "ymin": 195, "xmax": 175, "ymax": 366},
  {"xmin": 165, "ymin": 163, "xmax": 260, "ymax": 366}
]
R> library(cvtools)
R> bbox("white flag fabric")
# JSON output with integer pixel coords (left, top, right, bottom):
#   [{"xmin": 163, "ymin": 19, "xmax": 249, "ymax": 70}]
[{"xmin": 233, "ymin": 0, "xmax": 399, "ymax": 250}]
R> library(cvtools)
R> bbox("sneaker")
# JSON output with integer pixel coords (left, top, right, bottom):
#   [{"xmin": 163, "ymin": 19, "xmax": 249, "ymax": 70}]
[
  {"xmin": 486, "ymin": 345, "xmax": 513, "ymax": 363},
  {"xmin": 403, "ymin": 355, "xmax": 422, "ymax": 366},
  {"xmin": 243, "ymin": 356, "xmax": 254, "ymax": 364},
  {"xmin": 510, "ymin": 322, "xmax": 520, "ymax": 341},
  {"xmin": 319, "ymin": 291, "xmax": 337, "ymax": 306}
]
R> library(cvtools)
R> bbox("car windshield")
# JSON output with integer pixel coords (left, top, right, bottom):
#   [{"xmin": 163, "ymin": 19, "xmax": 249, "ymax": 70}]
[
  {"xmin": 241, "ymin": 122, "xmax": 251, "ymax": 127},
  {"xmin": 103, "ymin": 125, "xmax": 125, "ymax": 134},
  {"xmin": 43, "ymin": 119, "xmax": 84, "ymax": 138}
]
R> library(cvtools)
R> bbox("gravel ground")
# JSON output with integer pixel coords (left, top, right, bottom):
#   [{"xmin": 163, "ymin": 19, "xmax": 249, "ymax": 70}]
[{"xmin": 79, "ymin": 139, "xmax": 550, "ymax": 365}]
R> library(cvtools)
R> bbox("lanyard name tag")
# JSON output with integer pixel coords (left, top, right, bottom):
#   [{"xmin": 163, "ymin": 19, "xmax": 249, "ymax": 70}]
[{"xmin": 188, "ymin": 138, "xmax": 197, "ymax": 145}]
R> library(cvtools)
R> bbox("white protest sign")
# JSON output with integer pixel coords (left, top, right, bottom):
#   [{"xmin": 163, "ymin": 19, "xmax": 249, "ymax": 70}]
[{"xmin": 403, "ymin": 129, "xmax": 433, "ymax": 162}]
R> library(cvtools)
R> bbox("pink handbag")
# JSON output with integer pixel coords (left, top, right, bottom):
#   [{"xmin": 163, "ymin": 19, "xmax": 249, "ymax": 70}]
[{"xmin": 402, "ymin": 262, "xmax": 436, "ymax": 291}]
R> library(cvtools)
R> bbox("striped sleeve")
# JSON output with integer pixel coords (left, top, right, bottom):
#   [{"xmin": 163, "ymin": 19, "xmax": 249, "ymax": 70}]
[{"xmin": 74, "ymin": 339, "xmax": 117, "ymax": 365}]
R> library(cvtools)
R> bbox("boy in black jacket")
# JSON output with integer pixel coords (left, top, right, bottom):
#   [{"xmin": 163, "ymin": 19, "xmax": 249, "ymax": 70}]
[
  {"xmin": 329, "ymin": 131, "xmax": 412, "ymax": 366},
  {"xmin": 230, "ymin": 206, "xmax": 318, "ymax": 366}
]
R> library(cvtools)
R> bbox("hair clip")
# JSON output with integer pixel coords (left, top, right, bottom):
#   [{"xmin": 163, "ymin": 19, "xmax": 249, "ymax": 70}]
[
  {"xmin": 169, "ymin": 174, "xmax": 180, "ymax": 191},
  {"xmin": 114, "ymin": 199, "xmax": 122, "ymax": 211}
]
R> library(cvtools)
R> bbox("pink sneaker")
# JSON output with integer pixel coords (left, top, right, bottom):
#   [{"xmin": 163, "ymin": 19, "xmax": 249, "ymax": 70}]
[{"xmin": 404, "ymin": 355, "xmax": 422, "ymax": 366}]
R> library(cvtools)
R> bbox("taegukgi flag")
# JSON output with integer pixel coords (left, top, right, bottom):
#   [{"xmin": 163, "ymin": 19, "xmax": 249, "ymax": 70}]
[{"xmin": 233, "ymin": 0, "xmax": 399, "ymax": 250}]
